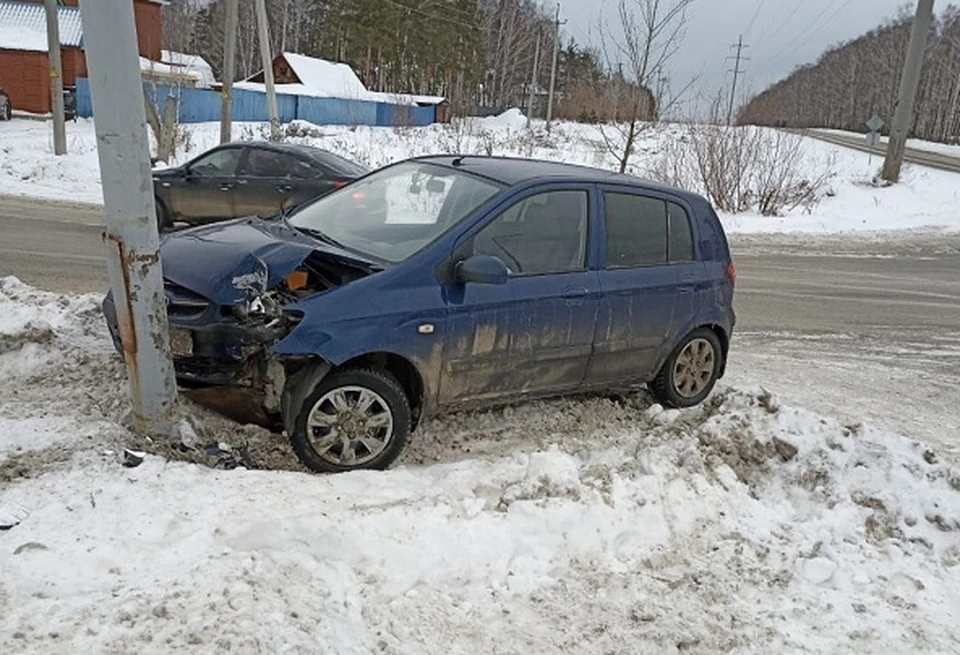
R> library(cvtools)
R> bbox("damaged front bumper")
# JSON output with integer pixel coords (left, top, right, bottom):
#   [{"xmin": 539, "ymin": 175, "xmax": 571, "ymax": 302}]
[{"xmin": 101, "ymin": 287, "xmax": 294, "ymax": 391}]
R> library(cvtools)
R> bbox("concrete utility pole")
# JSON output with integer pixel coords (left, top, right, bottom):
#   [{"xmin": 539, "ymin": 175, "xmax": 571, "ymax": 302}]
[
  {"xmin": 726, "ymin": 35, "xmax": 748, "ymax": 126},
  {"xmin": 526, "ymin": 31, "xmax": 541, "ymax": 128},
  {"xmin": 882, "ymin": 0, "xmax": 935, "ymax": 183},
  {"xmin": 43, "ymin": 0, "xmax": 66, "ymax": 155},
  {"xmin": 545, "ymin": 3, "xmax": 565, "ymax": 132},
  {"xmin": 78, "ymin": 0, "xmax": 178, "ymax": 435},
  {"xmin": 220, "ymin": 0, "xmax": 238, "ymax": 144},
  {"xmin": 254, "ymin": 0, "xmax": 280, "ymax": 140}
]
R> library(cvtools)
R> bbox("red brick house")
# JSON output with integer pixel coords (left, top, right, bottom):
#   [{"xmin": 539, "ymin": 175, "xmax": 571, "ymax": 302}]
[{"xmin": 0, "ymin": 0, "xmax": 164, "ymax": 114}]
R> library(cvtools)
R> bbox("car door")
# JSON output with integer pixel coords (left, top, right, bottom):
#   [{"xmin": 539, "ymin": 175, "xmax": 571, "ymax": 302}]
[
  {"xmin": 167, "ymin": 146, "xmax": 242, "ymax": 222},
  {"xmin": 232, "ymin": 147, "xmax": 301, "ymax": 217},
  {"xmin": 439, "ymin": 187, "xmax": 600, "ymax": 404},
  {"xmin": 585, "ymin": 188, "xmax": 701, "ymax": 385}
]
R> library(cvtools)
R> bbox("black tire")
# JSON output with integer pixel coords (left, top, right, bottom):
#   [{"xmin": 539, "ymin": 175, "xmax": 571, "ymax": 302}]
[
  {"xmin": 291, "ymin": 368, "xmax": 411, "ymax": 473},
  {"xmin": 650, "ymin": 328, "xmax": 724, "ymax": 409},
  {"xmin": 155, "ymin": 198, "xmax": 171, "ymax": 232},
  {"xmin": 1, "ymin": 98, "xmax": 11, "ymax": 121}
]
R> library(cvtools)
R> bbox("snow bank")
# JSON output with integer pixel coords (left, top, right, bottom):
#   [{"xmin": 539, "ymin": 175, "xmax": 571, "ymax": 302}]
[
  {"xmin": 2, "ymin": 116, "xmax": 960, "ymax": 234},
  {"xmin": 1, "ymin": 279, "xmax": 959, "ymax": 653}
]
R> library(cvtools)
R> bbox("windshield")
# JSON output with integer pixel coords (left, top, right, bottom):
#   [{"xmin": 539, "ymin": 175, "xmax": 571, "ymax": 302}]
[{"xmin": 288, "ymin": 161, "xmax": 503, "ymax": 263}]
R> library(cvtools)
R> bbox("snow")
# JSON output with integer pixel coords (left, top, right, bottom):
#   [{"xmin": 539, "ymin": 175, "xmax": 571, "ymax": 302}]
[
  {"xmin": 2, "ymin": 114, "xmax": 960, "ymax": 234},
  {"xmin": 242, "ymin": 53, "xmax": 445, "ymax": 106},
  {"xmin": 1, "ymin": 277, "xmax": 959, "ymax": 652},
  {"xmin": 0, "ymin": 25, "xmax": 48, "ymax": 52},
  {"xmin": 160, "ymin": 50, "xmax": 216, "ymax": 88},
  {"xmin": 819, "ymin": 128, "xmax": 960, "ymax": 159},
  {"xmin": 0, "ymin": 3, "xmax": 83, "ymax": 52}
]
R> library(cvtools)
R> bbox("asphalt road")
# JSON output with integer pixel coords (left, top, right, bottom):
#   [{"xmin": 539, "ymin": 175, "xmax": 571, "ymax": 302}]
[
  {"xmin": 802, "ymin": 129, "xmax": 960, "ymax": 174},
  {"xmin": 2, "ymin": 195, "xmax": 959, "ymax": 334}
]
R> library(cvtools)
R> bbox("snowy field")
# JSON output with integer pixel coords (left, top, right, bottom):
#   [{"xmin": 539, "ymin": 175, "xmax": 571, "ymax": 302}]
[
  {"xmin": 2, "ymin": 112, "xmax": 960, "ymax": 235},
  {"xmin": 2, "ymin": 277, "xmax": 960, "ymax": 653}
]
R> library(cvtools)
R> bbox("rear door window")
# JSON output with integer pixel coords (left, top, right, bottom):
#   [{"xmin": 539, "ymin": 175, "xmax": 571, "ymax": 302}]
[
  {"xmin": 189, "ymin": 147, "xmax": 242, "ymax": 177},
  {"xmin": 604, "ymin": 193, "xmax": 667, "ymax": 267},
  {"xmin": 604, "ymin": 193, "xmax": 696, "ymax": 267}
]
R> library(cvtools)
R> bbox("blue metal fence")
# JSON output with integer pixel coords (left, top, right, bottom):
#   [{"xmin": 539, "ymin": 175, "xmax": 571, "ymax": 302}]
[{"xmin": 75, "ymin": 78, "xmax": 437, "ymax": 127}]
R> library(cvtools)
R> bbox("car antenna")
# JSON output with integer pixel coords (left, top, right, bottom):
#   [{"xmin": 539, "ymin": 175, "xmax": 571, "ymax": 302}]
[{"xmin": 452, "ymin": 156, "xmax": 465, "ymax": 167}]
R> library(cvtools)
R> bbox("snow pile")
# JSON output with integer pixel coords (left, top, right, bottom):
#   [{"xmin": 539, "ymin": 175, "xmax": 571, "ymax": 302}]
[{"xmin": 1, "ymin": 280, "xmax": 959, "ymax": 653}]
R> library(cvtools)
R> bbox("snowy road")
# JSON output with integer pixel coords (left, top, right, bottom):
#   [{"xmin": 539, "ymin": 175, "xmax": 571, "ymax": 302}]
[{"xmin": 1, "ymin": 195, "xmax": 959, "ymax": 453}]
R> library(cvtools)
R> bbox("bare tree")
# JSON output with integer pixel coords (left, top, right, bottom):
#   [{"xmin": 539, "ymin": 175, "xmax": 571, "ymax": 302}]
[{"xmin": 598, "ymin": 0, "xmax": 697, "ymax": 174}]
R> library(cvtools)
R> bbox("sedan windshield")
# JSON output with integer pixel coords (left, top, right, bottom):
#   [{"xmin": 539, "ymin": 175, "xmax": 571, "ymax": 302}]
[{"xmin": 288, "ymin": 161, "xmax": 503, "ymax": 263}]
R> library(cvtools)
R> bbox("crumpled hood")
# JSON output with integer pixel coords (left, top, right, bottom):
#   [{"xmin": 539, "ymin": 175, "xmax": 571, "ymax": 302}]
[{"xmin": 160, "ymin": 217, "xmax": 364, "ymax": 305}]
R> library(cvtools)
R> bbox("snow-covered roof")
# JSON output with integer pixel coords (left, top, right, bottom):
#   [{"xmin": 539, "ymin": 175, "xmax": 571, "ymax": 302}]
[
  {"xmin": 0, "ymin": 1, "xmax": 83, "ymax": 52},
  {"xmin": 244, "ymin": 52, "xmax": 446, "ymax": 106},
  {"xmin": 160, "ymin": 50, "xmax": 216, "ymax": 88},
  {"xmin": 282, "ymin": 52, "xmax": 369, "ymax": 100}
]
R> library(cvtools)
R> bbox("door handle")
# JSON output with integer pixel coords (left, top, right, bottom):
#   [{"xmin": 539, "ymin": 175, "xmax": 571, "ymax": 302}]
[
  {"xmin": 276, "ymin": 185, "xmax": 293, "ymax": 193},
  {"xmin": 561, "ymin": 286, "xmax": 589, "ymax": 299},
  {"xmin": 219, "ymin": 184, "xmax": 233, "ymax": 191}
]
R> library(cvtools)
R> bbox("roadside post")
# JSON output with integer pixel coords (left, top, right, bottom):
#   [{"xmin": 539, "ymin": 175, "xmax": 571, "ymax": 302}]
[
  {"xmin": 43, "ymin": 0, "xmax": 67, "ymax": 155},
  {"xmin": 866, "ymin": 114, "xmax": 884, "ymax": 167},
  {"xmin": 79, "ymin": 0, "xmax": 178, "ymax": 435}
]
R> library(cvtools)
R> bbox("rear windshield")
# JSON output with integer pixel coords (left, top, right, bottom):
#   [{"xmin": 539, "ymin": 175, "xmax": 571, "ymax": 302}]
[{"xmin": 318, "ymin": 151, "xmax": 369, "ymax": 177}]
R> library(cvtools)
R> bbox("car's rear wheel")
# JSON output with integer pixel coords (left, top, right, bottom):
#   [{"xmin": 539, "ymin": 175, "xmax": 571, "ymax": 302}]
[
  {"xmin": 291, "ymin": 368, "xmax": 410, "ymax": 473},
  {"xmin": 650, "ymin": 328, "xmax": 723, "ymax": 408},
  {"xmin": 1, "ymin": 97, "xmax": 11, "ymax": 121}
]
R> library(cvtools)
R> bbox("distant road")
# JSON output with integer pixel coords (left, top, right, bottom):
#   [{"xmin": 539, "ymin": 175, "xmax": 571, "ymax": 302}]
[{"xmin": 802, "ymin": 129, "xmax": 960, "ymax": 174}]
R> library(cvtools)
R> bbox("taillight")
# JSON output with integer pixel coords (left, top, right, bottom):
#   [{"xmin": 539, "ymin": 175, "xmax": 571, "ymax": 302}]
[
  {"xmin": 334, "ymin": 180, "xmax": 348, "ymax": 189},
  {"xmin": 727, "ymin": 262, "xmax": 737, "ymax": 286}
]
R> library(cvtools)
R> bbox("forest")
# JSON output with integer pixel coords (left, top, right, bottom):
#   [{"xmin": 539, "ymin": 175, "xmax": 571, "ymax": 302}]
[
  {"xmin": 739, "ymin": 5, "xmax": 960, "ymax": 143},
  {"xmin": 161, "ymin": 0, "xmax": 643, "ymax": 121}
]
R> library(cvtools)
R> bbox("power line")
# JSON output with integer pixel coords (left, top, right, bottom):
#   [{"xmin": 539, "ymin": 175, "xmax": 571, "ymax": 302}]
[
  {"xmin": 379, "ymin": 0, "xmax": 484, "ymax": 31},
  {"xmin": 744, "ymin": 0, "xmax": 765, "ymax": 39},
  {"xmin": 762, "ymin": 0, "xmax": 857, "ymax": 76},
  {"xmin": 752, "ymin": 2, "xmax": 805, "ymax": 52}
]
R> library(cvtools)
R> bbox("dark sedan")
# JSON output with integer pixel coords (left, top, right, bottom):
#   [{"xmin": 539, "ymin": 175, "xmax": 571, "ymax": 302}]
[{"xmin": 152, "ymin": 141, "xmax": 367, "ymax": 229}]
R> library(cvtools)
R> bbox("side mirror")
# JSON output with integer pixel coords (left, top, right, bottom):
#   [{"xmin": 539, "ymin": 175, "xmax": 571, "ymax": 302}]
[{"xmin": 455, "ymin": 255, "xmax": 508, "ymax": 285}]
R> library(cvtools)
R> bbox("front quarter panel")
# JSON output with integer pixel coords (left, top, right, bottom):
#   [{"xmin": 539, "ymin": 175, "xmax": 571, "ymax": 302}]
[{"xmin": 272, "ymin": 267, "xmax": 447, "ymax": 413}]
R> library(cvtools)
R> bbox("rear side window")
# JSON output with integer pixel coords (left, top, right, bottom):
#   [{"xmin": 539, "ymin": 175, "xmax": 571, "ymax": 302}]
[
  {"xmin": 604, "ymin": 193, "xmax": 696, "ymax": 267},
  {"xmin": 668, "ymin": 202, "xmax": 694, "ymax": 262}
]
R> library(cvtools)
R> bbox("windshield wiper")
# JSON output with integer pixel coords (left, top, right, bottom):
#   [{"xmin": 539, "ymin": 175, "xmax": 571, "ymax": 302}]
[{"xmin": 291, "ymin": 224, "xmax": 350, "ymax": 251}]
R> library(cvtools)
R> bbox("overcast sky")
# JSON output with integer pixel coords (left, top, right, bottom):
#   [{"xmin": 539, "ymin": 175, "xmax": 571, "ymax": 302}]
[{"xmin": 560, "ymin": 0, "xmax": 919, "ymax": 116}]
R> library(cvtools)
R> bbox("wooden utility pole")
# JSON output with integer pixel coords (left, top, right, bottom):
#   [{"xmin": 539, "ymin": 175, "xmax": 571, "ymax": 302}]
[
  {"xmin": 220, "ymin": 0, "xmax": 238, "ymax": 144},
  {"xmin": 43, "ymin": 0, "xmax": 66, "ymax": 155},
  {"xmin": 526, "ymin": 31, "xmax": 541, "ymax": 128},
  {"xmin": 545, "ymin": 3, "xmax": 565, "ymax": 132},
  {"xmin": 726, "ymin": 35, "xmax": 748, "ymax": 126},
  {"xmin": 882, "ymin": 0, "xmax": 935, "ymax": 183},
  {"xmin": 78, "ymin": 0, "xmax": 178, "ymax": 435},
  {"xmin": 254, "ymin": 0, "xmax": 280, "ymax": 140}
]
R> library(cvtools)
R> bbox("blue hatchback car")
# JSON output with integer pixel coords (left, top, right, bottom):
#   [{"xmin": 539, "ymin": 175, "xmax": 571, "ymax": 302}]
[{"xmin": 104, "ymin": 156, "xmax": 736, "ymax": 472}]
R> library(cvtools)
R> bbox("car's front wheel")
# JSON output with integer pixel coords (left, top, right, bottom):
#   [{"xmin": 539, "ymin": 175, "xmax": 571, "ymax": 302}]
[
  {"xmin": 650, "ymin": 328, "xmax": 724, "ymax": 408},
  {"xmin": 290, "ymin": 368, "xmax": 411, "ymax": 473}
]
